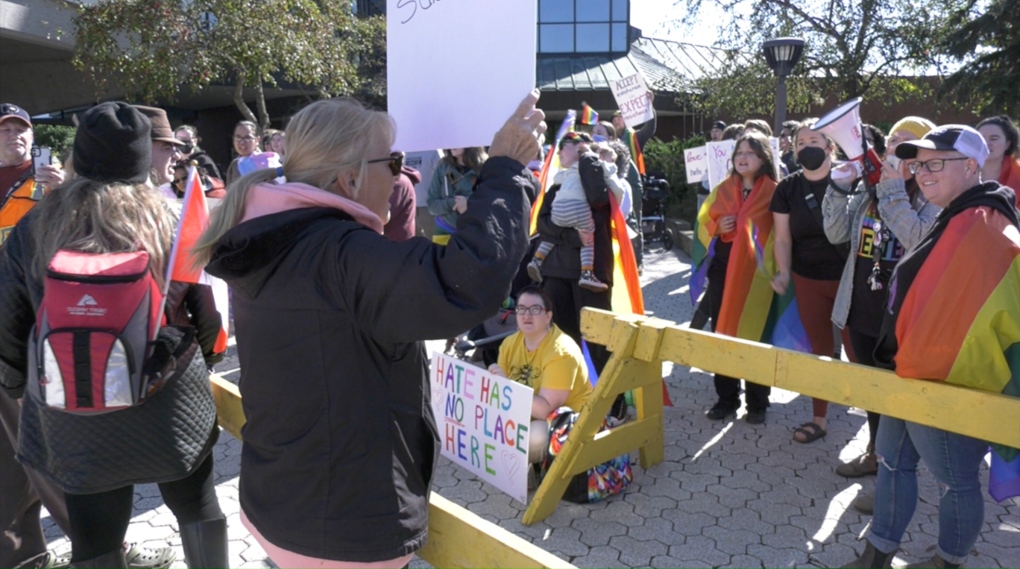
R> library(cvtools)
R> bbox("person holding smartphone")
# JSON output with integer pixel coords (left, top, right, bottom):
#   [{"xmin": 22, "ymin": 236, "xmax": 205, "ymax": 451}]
[{"xmin": 0, "ymin": 104, "xmax": 64, "ymax": 246}]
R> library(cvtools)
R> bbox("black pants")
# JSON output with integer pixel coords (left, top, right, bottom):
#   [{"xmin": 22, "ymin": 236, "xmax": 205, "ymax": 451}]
[
  {"xmin": 65, "ymin": 453, "xmax": 222, "ymax": 562},
  {"xmin": 543, "ymin": 276, "xmax": 612, "ymax": 375},
  {"xmin": 0, "ymin": 392, "xmax": 71, "ymax": 568},
  {"xmin": 706, "ymin": 258, "xmax": 770, "ymax": 412},
  {"xmin": 848, "ymin": 327, "xmax": 882, "ymax": 448}
]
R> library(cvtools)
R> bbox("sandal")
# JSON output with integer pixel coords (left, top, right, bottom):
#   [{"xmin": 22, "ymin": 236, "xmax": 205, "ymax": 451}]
[{"xmin": 793, "ymin": 422, "xmax": 827, "ymax": 443}]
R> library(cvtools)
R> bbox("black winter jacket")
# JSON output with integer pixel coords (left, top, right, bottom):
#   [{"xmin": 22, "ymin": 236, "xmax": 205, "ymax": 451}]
[
  {"xmin": 0, "ymin": 210, "xmax": 224, "ymax": 398},
  {"xmin": 204, "ymin": 157, "xmax": 531, "ymax": 562},
  {"xmin": 536, "ymin": 152, "xmax": 614, "ymax": 284}
]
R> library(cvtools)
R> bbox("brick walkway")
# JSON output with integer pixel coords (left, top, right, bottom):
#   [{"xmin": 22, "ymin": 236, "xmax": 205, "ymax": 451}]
[{"xmin": 40, "ymin": 246, "xmax": 1020, "ymax": 568}]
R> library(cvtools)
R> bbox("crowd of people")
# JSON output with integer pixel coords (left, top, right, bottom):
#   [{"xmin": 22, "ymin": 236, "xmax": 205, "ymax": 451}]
[{"xmin": 0, "ymin": 89, "xmax": 1017, "ymax": 569}]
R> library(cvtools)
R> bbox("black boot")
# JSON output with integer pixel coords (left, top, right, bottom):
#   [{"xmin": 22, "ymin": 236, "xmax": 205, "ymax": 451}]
[
  {"xmin": 842, "ymin": 541, "xmax": 896, "ymax": 568},
  {"xmin": 905, "ymin": 555, "xmax": 962, "ymax": 568},
  {"xmin": 69, "ymin": 548, "xmax": 127, "ymax": 568},
  {"xmin": 180, "ymin": 518, "xmax": 228, "ymax": 569}
]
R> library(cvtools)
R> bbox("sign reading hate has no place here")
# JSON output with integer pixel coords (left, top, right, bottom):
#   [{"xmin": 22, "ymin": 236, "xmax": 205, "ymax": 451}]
[
  {"xmin": 387, "ymin": 0, "xmax": 537, "ymax": 153},
  {"xmin": 430, "ymin": 352, "xmax": 533, "ymax": 504}
]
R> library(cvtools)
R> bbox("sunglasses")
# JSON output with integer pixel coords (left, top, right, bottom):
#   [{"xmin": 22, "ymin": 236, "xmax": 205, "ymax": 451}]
[{"xmin": 367, "ymin": 151, "xmax": 404, "ymax": 176}]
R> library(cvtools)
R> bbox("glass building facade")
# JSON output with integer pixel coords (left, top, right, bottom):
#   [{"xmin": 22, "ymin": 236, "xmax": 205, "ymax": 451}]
[{"xmin": 538, "ymin": 0, "xmax": 630, "ymax": 55}]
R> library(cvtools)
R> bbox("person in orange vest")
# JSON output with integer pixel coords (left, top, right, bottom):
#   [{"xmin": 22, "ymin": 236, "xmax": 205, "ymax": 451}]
[{"xmin": 0, "ymin": 103, "xmax": 64, "ymax": 246}]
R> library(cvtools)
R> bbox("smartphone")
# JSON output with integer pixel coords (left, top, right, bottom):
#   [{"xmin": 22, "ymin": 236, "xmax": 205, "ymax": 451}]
[
  {"xmin": 886, "ymin": 154, "xmax": 901, "ymax": 171},
  {"xmin": 32, "ymin": 146, "xmax": 52, "ymax": 173}
]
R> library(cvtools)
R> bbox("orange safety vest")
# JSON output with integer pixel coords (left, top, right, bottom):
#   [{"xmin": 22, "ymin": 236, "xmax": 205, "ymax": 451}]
[{"xmin": 0, "ymin": 175, "xmax": 44, "ymax": 246}]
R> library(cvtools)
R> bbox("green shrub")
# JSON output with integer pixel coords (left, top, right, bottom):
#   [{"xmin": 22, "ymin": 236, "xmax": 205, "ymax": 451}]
[
  {"xmin": 32, "ymin": 124, "xmax": 77, "ymax": 163},
  {"xmin": 643, "ymin": 134, "xmax": 706, "ymax": 223}
]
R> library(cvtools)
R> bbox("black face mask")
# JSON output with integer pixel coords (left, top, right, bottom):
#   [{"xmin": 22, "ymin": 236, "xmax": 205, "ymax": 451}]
[{"xmin": 797, "ymin": 146, "xmax": 828, "ymax": 171}]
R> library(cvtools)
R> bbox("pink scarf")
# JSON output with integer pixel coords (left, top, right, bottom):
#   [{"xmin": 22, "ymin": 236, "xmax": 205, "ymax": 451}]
[{"xmin": 241, "ymin": 181, "xmax": 384, "ymax": 234}]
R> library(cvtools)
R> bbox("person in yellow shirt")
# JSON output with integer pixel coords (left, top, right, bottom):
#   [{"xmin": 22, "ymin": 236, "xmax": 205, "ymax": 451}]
[{"xmin": 489, "ymin": 285, "xmax": 593, "ymax": 460}]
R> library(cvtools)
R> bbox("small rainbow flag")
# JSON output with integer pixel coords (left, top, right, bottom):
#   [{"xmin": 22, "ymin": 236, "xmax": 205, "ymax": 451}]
[
  {"xmin": 625, "ymin": 129, "xmax": 645, "ymax": 175},
  {"xmin": 580, "ymin": 103, "xmax": 598, "ymax": 125}
]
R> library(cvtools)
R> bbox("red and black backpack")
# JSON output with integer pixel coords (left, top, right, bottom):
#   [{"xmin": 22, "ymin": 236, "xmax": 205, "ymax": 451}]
[{"xmin": 27, "ymin": 250, "xmax": 164, "ymax": 412}]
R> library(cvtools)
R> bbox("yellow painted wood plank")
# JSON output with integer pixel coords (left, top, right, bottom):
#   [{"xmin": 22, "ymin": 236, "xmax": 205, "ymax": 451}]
[
  {"xmin": 631, "ymin": 359, "xmax": 665, "ymax": 468},
  {"xmin": 420, "ymin": 493, "xmax": 575, "ymax": 569},
  {"xmin": 562, "ymin": 419, "xmax": 662, "ymax": 474},
  {"xmin": 659, "ymin": 326, "xmax": 779, "ymax": 386},
  {"xmin": 210, "ymin": 375, "xmax": 245, "ymax": 441},
  {"xmin": 580, "ymin": 307, "xmax": 619, "ymax": 346}
]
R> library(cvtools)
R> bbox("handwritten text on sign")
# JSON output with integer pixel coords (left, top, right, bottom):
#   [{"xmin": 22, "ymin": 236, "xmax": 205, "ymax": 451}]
[
  {"xmin": 684, "ymin": 146, "xmax": 708, "ymax": 184},
  {"xmin": 610, "ymin": 73, "xmax": 653, "ymax": 129},
  {"xmin": 430, "ymin": 352, "xmax": 533, "ymax": 504}
]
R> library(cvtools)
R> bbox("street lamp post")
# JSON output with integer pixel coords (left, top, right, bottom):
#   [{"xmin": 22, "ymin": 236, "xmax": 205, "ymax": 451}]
[{"xmin": 762, "ymin": 37, "xmax": 805, "ymax": 135}]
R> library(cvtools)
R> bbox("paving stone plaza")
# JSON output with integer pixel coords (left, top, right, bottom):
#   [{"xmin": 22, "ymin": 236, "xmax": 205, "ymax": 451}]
[{"xmin": 39, "ymin": 246, "xmax": 1020, "ymax": 568}]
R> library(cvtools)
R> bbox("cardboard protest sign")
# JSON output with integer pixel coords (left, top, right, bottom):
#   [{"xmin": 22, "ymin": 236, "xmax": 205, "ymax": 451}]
[
  {"xmin": 387, "ymin": 0, "xmax": 537, "ymax": 153},
  {"xmin": 431, "ymin": 352, "xmax": 533, "ymax": 504},
  {"xmin": 684, "ymin": 146, "xmax": 708, "ymax": 184},
  {"xmin": 610, "ymin": 73, "xmax": 653, "ymax": 129},
  {"xmin": 405, "ymin": 150, "xmax": 442, "ymax": 205},
  {"xmin": 706, "ymin": 140, "xmax": 735, "ymax": 189}
]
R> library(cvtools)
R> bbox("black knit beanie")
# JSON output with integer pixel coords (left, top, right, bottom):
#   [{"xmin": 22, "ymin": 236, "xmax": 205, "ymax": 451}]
[{"xmin": 73, "ymin": 102, "xmax": 152, "ymax": 184}]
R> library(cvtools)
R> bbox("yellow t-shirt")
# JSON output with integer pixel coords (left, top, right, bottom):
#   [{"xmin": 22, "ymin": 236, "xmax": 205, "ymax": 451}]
[{"xmin": 497, "ymin": 325, "xmax": 593, "ymax": 413}]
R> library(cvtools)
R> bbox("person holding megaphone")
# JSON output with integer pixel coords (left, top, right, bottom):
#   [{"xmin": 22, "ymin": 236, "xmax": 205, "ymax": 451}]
[{"xmin": 821, "ymin": 116, "xmax": 942, "ymax": 511}]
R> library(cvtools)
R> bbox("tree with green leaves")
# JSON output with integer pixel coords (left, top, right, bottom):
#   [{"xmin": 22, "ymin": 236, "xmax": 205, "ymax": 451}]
[
  {"xmin": 73, "ymin": 0, "xmax": 386, "ymax": 129},
  {"xmin": 667, "ymin": 0, "xmax": 968, "ymax": 119},
  {"xmin": 937, "ymin": 0, "xmax": 1020, "ymax": 116}
]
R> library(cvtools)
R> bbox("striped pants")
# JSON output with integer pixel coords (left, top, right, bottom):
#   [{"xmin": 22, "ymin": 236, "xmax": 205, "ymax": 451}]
[{"xmin": 535, "ymin": 198, "xmax": 595, "ymax": 270}]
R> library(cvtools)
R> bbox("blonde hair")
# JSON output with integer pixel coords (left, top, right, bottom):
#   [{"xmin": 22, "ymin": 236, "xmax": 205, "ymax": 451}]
[
  {"xmin": 31, "ymin": 178, "xmax": 176, "ymax": 288},
  {"xmin": 192, "ymin": 98, "xmax": 394, "ymax": 267}
]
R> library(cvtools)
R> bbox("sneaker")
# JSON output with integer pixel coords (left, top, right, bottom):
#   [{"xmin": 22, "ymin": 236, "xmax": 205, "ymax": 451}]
[
  {"xmin": 836, "ymin": 452, "xmax": 878, "ymax": 478},
  {"xmin": 527, "ymin": 258, "xmax": 544, "ymax": 283},
  {"xmin": 705, "ymin": 401, "xmax": 737, "ymax": 421},
  {"xmin": 123, "ymin": 543, "xmax": 176, "ymax": 569},
  {"xmin": 745, "ymin": 409, "xmax": 767, "ymax": 425},
  {"xmin": 578, "ymin": 270, "xmax": 608, "ymax": 292},
  {"xmin": 13, "ymin": 551, "xmax": 71, "ymax": 569},
  {"xmin": 852, "ymin": 490, "xmax": 874, "ymax": 515}
]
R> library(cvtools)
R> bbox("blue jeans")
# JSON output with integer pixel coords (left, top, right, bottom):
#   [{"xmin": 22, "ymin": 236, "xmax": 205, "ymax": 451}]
[{"xmin": 867, "ymin": 416, "xmax": 987, "ymax": 564}]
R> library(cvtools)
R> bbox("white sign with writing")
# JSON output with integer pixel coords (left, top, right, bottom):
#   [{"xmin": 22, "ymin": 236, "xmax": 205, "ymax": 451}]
[
  {"xmin": 387, "ymin": 0, "xmax": 537, "ymax": 153},
  {"xmin": 684, "ymin": 146, "xmax": 708, "ymax": 184},
  {"xmin": 610, "ymin": 73, "xmax": 653, "ymax": 129},
  {"xmin": 706, "ymin": 140, "xmax": 736, "ymax": 189},
  {"xmin": 430, "ymin": 352, "xmax": 533, "ymax": 504}
]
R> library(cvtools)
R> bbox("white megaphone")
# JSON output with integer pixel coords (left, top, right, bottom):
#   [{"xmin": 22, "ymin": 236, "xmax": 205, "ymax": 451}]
[{"xmin": 812, "ymin": 97, "xmax": 883, "ymax": 188}]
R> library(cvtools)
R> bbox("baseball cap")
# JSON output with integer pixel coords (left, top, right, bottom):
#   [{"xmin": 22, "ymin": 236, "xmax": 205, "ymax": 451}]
[
  {"xmin": 895, "ymin": 124, "xmax": 989, "ymax": 168},
  {"xmin": 0, "ymin": 103, "xmax": 32, "ymax": 127}
]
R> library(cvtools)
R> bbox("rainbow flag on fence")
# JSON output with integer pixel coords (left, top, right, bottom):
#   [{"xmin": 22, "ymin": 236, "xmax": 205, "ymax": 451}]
[
  {"xmin": 877, "ymin": 198, "xmax": 1020, "ymax": 501},
  {"xmin": 580, "ymin": 103, "xmax": 598, "ymax": 125}
]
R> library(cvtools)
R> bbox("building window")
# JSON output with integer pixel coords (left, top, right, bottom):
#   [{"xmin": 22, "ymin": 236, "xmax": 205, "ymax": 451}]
[{"xmin": 538, "ymin": 0, "xmax": 629, "ymax": 55}]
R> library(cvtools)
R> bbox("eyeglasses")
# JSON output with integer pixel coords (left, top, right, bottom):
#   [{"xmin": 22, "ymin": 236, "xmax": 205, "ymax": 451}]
[
  {"xmin": 907, "ymin": 157, "xmax": 969, "ymax": 175},
  {"xmin": 233, "ymin": 135, "xmax": 257, "ymax": 142},
  {"xmin": 367, "ymin": 151, "xmax": 404, "ymax": 176},
  {"xmin": 177, "ymin": 143, "xmax": 194, "ymax": 154},
  {"xmin": 515, "ymin": 304, "xmax": 546, "ymax": 316}
]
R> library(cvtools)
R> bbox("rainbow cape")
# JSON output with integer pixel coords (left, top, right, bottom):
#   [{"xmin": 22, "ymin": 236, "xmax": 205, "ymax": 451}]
[
  {"xmin": 530, "ymin": 110, "xmax": 576, "ymax": 234},
  {"xmin": 998, "ymin": 156, "xmax": 1020, "ymax": 207},
  {"xmin": 876, "ymin": 184, "xmax": 1020, "ymax": 501},
  {"xmin": 580, "ymin": 103, "xmax": 598, "ymax": 125},
  {"xmin": 624, "ymin": 129, "xmax": 646, "ymax": 175}
]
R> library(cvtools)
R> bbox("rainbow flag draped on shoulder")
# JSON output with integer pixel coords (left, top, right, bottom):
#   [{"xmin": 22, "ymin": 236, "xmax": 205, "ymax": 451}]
[
  {"xmin": 689, "ymin": 175, "xmax": 806, "ymax": 349},
  {"xmin": 876, "ymin": 184, "xmax": 1020, "ymax": 501},
  {"xmin": 530, "ymin": 109, "xmax": 576, "ymax": 234}
]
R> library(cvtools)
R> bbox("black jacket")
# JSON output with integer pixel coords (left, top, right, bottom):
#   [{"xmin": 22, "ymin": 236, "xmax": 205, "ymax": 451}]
[
  {"xmin": 204, "ymin": 157, "xmax": 530, "ymax": 561},
  {"xmin": 537, "ymin": 153, "xmax": 614, "ymax": 284},
  {"xmin": 0, "ymin": 210, "xmax": 225, "ymax": 397}
]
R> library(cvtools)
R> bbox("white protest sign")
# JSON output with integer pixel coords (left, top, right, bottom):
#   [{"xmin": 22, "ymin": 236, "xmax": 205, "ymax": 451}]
[
  {"xmin": 769, "ymin": 137, "xmax": 784, "ymax": 177},
  {"xmin": 684, "ymin": 146, "xmax": 708, "ymax": 184},
  {"xmin": 388, "ymin": 1, "xmax": 537, "ymax": 153},
  {"xmin": 430, "ymin": 352, "xmax": 533, "ymax": 504},
  {"xmin": 706, "ymin": 140, "xmax": 735, "ymax": 189},
  {"xmin": 609, "ymin": 73, "xmax": 653, "ymax": 129},
  {"xmin": 405, "ymin": 149, "xmax": 442, "ymax": 205}
]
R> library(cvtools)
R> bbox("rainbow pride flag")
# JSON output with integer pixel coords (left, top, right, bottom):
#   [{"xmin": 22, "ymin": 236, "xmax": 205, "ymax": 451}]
[
  {"xmin": 580, "ymin": 103, "xmax": 599, "ymax": 125},
  {"xmin": 625, "ymin": 129, "xmax": 645, "ymax": 175},
  {"xmin": 877, "ymin": 193, "xmax": 1020, "ymax": 500}
]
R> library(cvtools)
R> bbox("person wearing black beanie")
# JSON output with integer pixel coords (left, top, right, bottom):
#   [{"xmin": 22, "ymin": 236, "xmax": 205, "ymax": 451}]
[{"xmin": 72, "ymin": 102, "xmax": 152, "ymax": 184}]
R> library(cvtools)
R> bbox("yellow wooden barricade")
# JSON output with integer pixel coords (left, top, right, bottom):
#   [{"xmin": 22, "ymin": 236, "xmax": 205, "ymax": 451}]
[
  {"xmin": 521, "ymin": 314, "xmax": 667, "ymax": 525},
  {"xmin": 209, "ymin": 376, "xmax": 575, "ymax": 569}
]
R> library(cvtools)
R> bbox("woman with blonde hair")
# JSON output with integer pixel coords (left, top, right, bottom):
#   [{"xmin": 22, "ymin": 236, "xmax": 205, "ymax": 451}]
[
  {"xmin": 0, "ymin": 102, "xmax": 226, "ymax": 568},
  {"xmin": 699, "ymin": 131, "xmax": 780, "ymax": 424},
  {"xmin": 194, "ymin": 92, "xmax": 545, "ymax": 568}
]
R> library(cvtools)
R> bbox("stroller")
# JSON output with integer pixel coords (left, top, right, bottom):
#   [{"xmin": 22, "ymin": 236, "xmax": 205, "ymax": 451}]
[{"xmin": 641, "ymin": 175, "xmax": 674, "ymax": 251}]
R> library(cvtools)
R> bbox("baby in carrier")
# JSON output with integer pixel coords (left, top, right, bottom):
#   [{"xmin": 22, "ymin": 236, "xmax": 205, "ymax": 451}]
[{"xmin": 528, "ymin": 135, "xmax": 628, "ymax": 292}]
